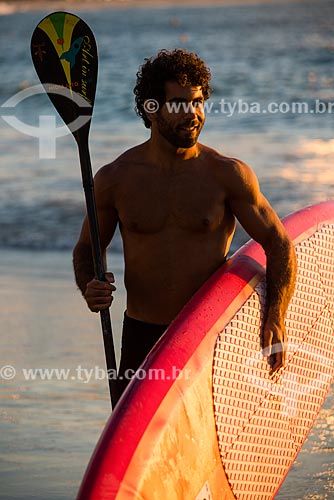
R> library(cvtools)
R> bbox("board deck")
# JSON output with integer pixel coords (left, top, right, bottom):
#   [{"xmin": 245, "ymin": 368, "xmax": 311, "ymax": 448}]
[{"xmin": 77, "ymin": 201, "xmax": 334, "ymax": 500}]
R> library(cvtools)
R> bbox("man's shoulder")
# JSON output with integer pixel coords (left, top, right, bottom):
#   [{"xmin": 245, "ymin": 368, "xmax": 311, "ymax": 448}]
[
  {"xmin": 200, "ymin": 144, "xmax": 253, "ymax": 177},
  {"xmin": 95, "ymin": 143, "xmax": 147, "ymax": 180}
]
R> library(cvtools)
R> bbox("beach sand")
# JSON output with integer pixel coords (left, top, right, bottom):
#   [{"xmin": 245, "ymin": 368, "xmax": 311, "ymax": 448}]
[
  {"xmin": 0, "ymin": 249, "xmax": 333, "ymax": 499},
  {"xmin": 0, "ymin": 249, "xmax": 126, "ymax": 499}
]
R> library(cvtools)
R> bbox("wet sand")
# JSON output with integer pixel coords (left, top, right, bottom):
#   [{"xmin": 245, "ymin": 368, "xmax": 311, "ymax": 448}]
[
  {"xmin": 0, "ymin": 249, "xmax": 333, "ymax": 499},
  {"xmin": 0, "ymin": 249, "xmax": 126, "ymax": 499}
]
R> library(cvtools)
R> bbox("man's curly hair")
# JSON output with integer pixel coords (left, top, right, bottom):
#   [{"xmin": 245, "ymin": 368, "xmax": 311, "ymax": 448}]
[{"xmin": 134, "ymin": 49, "xmax": 212, "ymax": 128}]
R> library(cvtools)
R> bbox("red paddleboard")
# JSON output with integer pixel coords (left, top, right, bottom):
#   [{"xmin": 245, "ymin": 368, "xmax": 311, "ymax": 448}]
[{"xmin": 77, "ymin": 201, "xmax": 334, "ymax": 500}]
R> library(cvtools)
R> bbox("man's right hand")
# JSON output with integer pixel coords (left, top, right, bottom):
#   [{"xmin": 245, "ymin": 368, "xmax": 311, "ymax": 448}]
[{"xmin": 84, "ymin": 272, "xmax": 116, "ymax": 313}]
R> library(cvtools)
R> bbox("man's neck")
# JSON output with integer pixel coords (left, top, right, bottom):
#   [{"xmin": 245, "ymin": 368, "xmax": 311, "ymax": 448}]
[{"xmin": 146, "ymin": 135, "xmax": 201, "ymax": 168}]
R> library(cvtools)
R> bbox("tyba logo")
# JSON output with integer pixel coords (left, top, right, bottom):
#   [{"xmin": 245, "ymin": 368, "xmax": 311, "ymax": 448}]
[{"xmin": 1, "ymin": 84, "xmax": 92, "ymax": 159}]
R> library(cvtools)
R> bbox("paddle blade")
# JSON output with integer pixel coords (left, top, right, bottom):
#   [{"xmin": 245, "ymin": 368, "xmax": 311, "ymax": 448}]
[{"xmin": 31, "ymin": 11, "xmax": 98, "ymax": 142}]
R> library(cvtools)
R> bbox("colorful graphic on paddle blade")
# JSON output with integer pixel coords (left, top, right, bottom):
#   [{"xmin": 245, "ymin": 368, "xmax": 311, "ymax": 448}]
[{"xmin": 31, "ymin": 11, "xmax": 97, "ymax": 143}]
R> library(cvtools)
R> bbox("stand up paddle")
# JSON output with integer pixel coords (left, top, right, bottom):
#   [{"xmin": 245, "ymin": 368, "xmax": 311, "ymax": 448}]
[{"xmin": 31, "ymin": 12, "xmax": 119, "ymax": 407}]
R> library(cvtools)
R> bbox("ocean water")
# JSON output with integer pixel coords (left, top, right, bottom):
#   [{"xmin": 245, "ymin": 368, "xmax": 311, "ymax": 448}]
[
  {"xmin": 0, "ymin": 1, "xmax": 333, "ymax": 499},
  {"xmin": 0, "ymin": 0, "xmax": 333, "ymax": 252}
]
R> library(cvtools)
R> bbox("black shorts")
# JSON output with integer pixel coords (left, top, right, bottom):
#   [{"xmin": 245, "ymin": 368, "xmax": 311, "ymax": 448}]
[{"xmin": 117, "ymin": 312, "xmax": 169, "ymax": 398}]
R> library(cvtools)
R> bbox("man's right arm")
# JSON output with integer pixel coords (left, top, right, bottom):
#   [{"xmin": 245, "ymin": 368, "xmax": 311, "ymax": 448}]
[{"xmin": 73, "ymin": 164, "xmax": 119, "ymax": 312}]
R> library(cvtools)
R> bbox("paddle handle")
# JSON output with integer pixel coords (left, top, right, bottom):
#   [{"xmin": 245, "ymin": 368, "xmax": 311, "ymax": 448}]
[{"xmin": 77, "ymin": 139, "xmax": 119, "ymax": 408}]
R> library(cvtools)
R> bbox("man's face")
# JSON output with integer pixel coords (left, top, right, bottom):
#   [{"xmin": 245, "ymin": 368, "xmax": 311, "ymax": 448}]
[{"xmin": 155, "ymin": 81, "xmax": 205, "ymax": 148}]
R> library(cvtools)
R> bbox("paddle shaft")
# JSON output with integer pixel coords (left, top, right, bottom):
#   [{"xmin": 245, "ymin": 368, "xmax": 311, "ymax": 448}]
[{"xmin": 78, "ymin": 139, "xmax": 119, "ymax": 408}]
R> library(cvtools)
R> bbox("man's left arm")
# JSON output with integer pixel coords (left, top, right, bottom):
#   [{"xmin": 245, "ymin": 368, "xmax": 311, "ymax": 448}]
[{"xmin": 227, "ymin": 160, "xmax": 297, "ymax": 374}]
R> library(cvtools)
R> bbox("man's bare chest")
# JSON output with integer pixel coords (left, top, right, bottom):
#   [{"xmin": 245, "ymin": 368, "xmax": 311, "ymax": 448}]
[{"xmin": 115, "ymin": 170, "xmax": 227, "ymax": 234}]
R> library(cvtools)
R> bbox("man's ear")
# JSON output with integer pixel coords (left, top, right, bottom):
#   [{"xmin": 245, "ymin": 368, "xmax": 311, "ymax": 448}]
[{"xmin": 144, "ymin": 99, "xmax": 160, "ymax": 125}]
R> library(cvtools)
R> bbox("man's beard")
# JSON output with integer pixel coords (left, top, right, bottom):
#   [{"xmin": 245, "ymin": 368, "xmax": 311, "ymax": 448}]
[{"xmin": 156, "ymin": 113, "xmax": 203, "ymax": 149}]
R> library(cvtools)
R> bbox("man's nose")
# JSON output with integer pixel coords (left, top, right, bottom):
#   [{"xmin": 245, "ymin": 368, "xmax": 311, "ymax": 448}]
[{"xmin": 184, "ymin": 102, "xmax": 196, "ymax": 118}]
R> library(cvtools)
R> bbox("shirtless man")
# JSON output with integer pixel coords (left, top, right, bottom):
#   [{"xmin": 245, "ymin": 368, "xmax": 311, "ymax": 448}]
[{"xmin": 73, "ymin": 49, "xmax": 296, "ymax": 398}]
